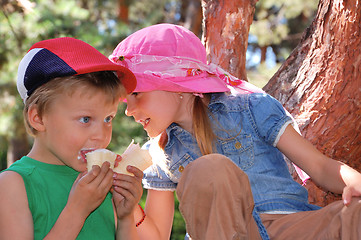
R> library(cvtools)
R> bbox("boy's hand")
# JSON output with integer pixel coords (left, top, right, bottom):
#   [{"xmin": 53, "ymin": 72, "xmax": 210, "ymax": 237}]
[
  {"xmin": 67, "ymin": 161, "xmax": 113, "ymax": 219},
  {"xmin": 112, "ymin": 166, "xmax": 143, "ymax": 219}
]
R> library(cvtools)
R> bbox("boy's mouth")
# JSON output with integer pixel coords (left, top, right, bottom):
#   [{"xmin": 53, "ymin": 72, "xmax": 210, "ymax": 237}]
[{"xmin": 77, "ymin": 148, "xmax": 96, "ymax": 163}]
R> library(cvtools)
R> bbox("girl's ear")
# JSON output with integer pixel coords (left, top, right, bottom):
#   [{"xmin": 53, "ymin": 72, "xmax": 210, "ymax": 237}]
[{"xmin": 28, "ymin": 105, "xmax": 45, "ymax": 132}]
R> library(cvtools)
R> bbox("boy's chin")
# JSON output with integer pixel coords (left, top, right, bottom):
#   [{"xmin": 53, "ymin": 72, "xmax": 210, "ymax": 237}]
[
  {"xmin": 75, "ymin": 165, "xmax": 87, "ymax": 173},
  {"xmin": 73, "ymin": 159, "xmax": 88, "ymax": 173}
]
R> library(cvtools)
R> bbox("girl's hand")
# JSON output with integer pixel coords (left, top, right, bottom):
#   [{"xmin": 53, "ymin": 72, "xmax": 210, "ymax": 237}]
[
  {"xmin": 342, "ymin": 185, "xmax": 361, "ymax": 206},
  {"xmin": 67, "ymin": 161, "xmax": 114, "ymax": 219},
  {"xmin": 112, "ymin": 166, "xmax": 143, "ymax": 219}
]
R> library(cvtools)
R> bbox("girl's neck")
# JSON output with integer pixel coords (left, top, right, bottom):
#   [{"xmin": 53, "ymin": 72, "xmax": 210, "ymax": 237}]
[{"xmin": 175, "ymin": 93, "xmax": 210, "ymax": 135}]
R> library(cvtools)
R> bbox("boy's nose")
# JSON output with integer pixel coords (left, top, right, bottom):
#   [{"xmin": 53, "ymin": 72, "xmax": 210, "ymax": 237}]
[{"xmin": 91, "ymin": 124, "xmax": 110, "ymax": 143}]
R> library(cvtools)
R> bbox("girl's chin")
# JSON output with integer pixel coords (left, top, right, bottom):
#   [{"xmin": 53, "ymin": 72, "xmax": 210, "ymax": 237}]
[{"xmin": 146, "ymin": 130, "xmax": 162, "ymax": 138}]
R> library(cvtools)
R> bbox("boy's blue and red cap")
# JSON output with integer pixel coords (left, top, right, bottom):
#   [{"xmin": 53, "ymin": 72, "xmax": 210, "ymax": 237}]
[{"xmin": 17, "ymin": 37, "xmax": 136, "ymax": 102}]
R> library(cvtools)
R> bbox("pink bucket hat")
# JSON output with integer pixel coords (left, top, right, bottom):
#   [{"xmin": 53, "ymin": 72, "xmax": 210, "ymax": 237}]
[{"xmin": 109, "ymin": 23, "xmax": 261, "ymax": 94}]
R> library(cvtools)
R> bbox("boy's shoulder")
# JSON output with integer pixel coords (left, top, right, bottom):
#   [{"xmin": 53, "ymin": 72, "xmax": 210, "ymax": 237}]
[
  {"xmin": 0, "ymin": 170, "xmax": 33, "ymax": 239},
  {"xmin": 2, "ymin": 157, "xmax": 36, "ymax": 176}
]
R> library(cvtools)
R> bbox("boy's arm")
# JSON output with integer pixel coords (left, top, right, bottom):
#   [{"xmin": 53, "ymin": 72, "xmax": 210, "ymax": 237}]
[
  {"xmin": 277, "ymin": 125, "xmax": 361, "ymax": 204},
  {"xmin": 44, "ymin": 162, "xmax": 114, "ymax": 239},
  {"xmin": 0, "ymin": 162, "xmax": 113, "ymax": 240},
  {"xmin": 0, "ymin": 171, "xmax": 34, "ymax": 240}
]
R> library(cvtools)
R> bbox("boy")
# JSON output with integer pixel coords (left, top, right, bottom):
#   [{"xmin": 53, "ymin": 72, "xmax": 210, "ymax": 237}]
[{"xmin": 0, "ymin": 37, "xmax": 143, "ymax": 239}]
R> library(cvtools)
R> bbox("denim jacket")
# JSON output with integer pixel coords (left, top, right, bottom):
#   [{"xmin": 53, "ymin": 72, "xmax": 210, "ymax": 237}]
[{"xmin": 143, "ymin": 92, "xmax": 320, "ymax": 238}]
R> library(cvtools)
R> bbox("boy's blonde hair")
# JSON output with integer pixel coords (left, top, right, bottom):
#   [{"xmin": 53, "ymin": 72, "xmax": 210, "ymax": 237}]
[{"xmin": 23, "ymin": 71, "xmax": 126, "ymax": 136}]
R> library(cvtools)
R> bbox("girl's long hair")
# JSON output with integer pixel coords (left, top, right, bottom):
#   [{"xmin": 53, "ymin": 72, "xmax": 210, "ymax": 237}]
[{"xmin": 158, "ymin": 94, "xmax": 216, "ymax": 155}]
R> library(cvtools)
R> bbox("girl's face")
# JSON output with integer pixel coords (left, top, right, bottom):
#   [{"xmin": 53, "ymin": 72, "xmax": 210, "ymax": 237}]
[
  {"xmin": 29, "ymin": 89, "xmax": 119, "ymax": 172},
  {"xmin": 125, "ymin": 91, "xmax": 193, "ymax": 137}
]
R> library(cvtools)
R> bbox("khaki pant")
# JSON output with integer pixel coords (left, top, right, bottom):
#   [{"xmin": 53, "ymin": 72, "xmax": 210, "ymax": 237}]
[{"xmin": 176, "ymin": 154, "xmax": 361, "ymax": 240}]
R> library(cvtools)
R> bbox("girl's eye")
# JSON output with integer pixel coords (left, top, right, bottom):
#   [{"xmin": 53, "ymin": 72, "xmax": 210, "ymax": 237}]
[
  {"xmin": 104, "ymin": 116, "xmax": 114, "ymax": 123},
  {"xmin": 131, "ymin": 92, "xmax": 139, "ymax": 96},
  {"xmin": 79, "ymin": 116, "xmax": 90, "ymax": 123}
]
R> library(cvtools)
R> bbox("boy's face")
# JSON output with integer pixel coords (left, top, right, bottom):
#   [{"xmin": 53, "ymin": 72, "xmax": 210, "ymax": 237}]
[{"xmin": 32, "ymin": 88, "xmax": 119, "ymax": 172}]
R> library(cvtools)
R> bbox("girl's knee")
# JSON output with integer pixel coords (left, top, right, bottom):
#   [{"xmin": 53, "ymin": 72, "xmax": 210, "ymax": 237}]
[
  {"xmin": 185, "ymin": 153, "xmax": 246, "ymax": 178},
  {"xmin": 178, "ymin": 154, "xmax": 250, "ymax": 192}
]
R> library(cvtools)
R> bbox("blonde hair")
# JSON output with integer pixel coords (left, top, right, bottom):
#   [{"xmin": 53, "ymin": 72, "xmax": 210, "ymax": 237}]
[
  {"xmin": 158, "ymin": 94, "xmax": 216, "ymax": 155},
  {"xmin": 23, "ymin": 71, "xmax": 126, "ymax": 136},
  {"xmin": 192, "ymin": 94, "xmax": 216, "ymax": 155}
]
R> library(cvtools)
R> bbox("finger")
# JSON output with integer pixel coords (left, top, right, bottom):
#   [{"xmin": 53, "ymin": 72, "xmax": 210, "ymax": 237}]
[
  {"xmin": 113, "ymin": 174, "xmax": 143, "ymax": 191},
  {"xmin": 342, "ymin": 186, "xmax": 353, "ymax": 206},
  {"xmin": 80, "ymin": 165, "xmax": 101, "ymax": 184},
  {"xmin": 113, "ymin": 185, "xmax": 137, "ymax": 203},
  {"xmin": 113, "ymin": 179, "xmax": 143, "ymax": 201},
  {"xmin": 98, "ymin": 167, "xmax": 114, "ymax": 192},
  {"xmin": 114, "ymin": 155, "xmax": 122, "ymax": 168},
  {"xmin": 75, "ymin": 171, "xmax": 85, "ymax": 182},
  {"xmin": 126, "ymin": 166, "xmax": 144, "ymax": 179},
  {"xmin": 91, "ymin": 161, "xmax": 112, "ymax": 186}
]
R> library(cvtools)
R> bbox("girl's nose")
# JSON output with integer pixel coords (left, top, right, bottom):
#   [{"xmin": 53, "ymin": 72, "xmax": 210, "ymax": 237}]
[{"xmin": 125, "ymin": 101, "xmax": 135, "ymax": 117}]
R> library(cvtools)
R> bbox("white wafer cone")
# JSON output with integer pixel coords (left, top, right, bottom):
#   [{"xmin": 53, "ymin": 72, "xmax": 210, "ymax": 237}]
[
  {"xmin": 113, "ymin": 140, "xmax": 153, "ymax": 176},
  {"xmin": 86, "ymin": 149, "xmax": 117, "ymax": 171}
]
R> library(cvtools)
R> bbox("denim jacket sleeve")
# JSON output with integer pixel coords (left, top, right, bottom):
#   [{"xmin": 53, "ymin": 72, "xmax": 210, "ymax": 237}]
[
  {"xmin": 141, "ymin": 138, "xmax": 177, "ymax": 191},
  {"xmin": 247, "ymin": 93, "xmax": 293, "ymax": 147}
]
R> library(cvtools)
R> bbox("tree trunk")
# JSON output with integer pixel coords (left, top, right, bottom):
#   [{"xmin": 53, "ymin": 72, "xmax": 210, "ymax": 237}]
[
  {"xmin": 201, "ymin": 0, "xmax": 258, "ymax": 81},
  {"xmin": 264, "ymin": 0, "xmax": 361, "ymax": 206},
  {"xmin": 7, "ymin": 120, "xmax": 30, "ymax": 167},
  {"xmin": 118, "ymin": 0, "xmax": 129, "ymax": 23},
  {"xmin": 181, "ymin": 0, "xmax": 203, "ymax": 37}
]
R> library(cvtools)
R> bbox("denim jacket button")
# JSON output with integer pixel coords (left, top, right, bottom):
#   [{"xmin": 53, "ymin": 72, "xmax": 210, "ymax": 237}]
[
  {"xmin": 179, "ymin": 165, "xmax": 185, "ymax": 172},
  {"xmin": 234, "ymin": 142, "xmax": 242, "ymax": 149}
]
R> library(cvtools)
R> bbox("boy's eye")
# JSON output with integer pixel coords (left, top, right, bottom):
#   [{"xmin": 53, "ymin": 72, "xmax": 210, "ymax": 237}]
[
  {"xmin": 79, "ymin": 117, "xmax": 90, "ymax": 123},
  {"xmin": 104, "ymin": 116, "xmax": 113, "ymax": 123}
]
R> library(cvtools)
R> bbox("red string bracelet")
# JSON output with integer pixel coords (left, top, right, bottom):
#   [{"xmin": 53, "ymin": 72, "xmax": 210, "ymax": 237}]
[{"xmin": 136, "ymin": 204, "xmax": 146, "ymax": 227}]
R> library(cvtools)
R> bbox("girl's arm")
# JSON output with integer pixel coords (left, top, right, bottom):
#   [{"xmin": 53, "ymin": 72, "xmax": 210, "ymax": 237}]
[
  {"xmin": 113, "ymin": 166, "xmax": 143, "ymax": 240},
  {"xmin": 277, "ymin": 125, "xmax": 361, "ymax": 204},
  {"xmin": 137, "ymin": 189, "xmax": 174, "ymax": 240},
  {"xmin": 0, "ymin": 171, "xmax": 34, "ymax": 240},
  {"xmin": 113, "ymin": 167, "xmax": 175, "ymax": 240}
]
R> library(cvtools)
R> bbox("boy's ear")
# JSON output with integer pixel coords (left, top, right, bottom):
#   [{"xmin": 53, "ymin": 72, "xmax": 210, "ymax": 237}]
[{"xmin": 28, "ymin": 105, "xmax": 45, "ymax": 132}]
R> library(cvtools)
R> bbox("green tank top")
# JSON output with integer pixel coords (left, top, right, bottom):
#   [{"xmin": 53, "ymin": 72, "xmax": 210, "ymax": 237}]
[{"xmin": 4, "ymin": 156, "xmax": 115, "ymax": 240}]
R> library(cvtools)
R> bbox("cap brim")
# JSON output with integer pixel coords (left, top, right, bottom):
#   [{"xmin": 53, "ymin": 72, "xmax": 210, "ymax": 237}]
[{"xmin": 116, "ymin": 66, "xmax": 137, "ymax": 94}]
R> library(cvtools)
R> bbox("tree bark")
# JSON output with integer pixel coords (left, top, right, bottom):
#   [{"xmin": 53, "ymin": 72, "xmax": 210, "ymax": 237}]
[
  {"xmin": 264, "ymin": 0, "xmax": 361, "ymax": 206},
  {"xmin": 7, "ymin": 120, "xmax": 30, "ymax": 167},
  {"xmin": 201, "ymin": 0, "xmax": 258, "ymax": 81},
  {"xmin": 181, "ymin": 0, "xmax": 203, "ymax": 37},
  {"xmin": 118, "ymin": 0, "xmax": 129, "ymax": 23}
]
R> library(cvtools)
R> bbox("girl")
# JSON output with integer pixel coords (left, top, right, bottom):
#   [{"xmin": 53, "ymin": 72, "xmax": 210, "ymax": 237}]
[{"xmin": 110, "ymin": 24, "xmax": 361, "ymax": 239}]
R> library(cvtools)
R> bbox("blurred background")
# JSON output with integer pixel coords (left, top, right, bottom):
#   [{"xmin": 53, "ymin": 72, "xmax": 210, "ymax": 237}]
[{"xmin": 0, "ymin": 0, "xmax": 318, "ymax": 238}]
